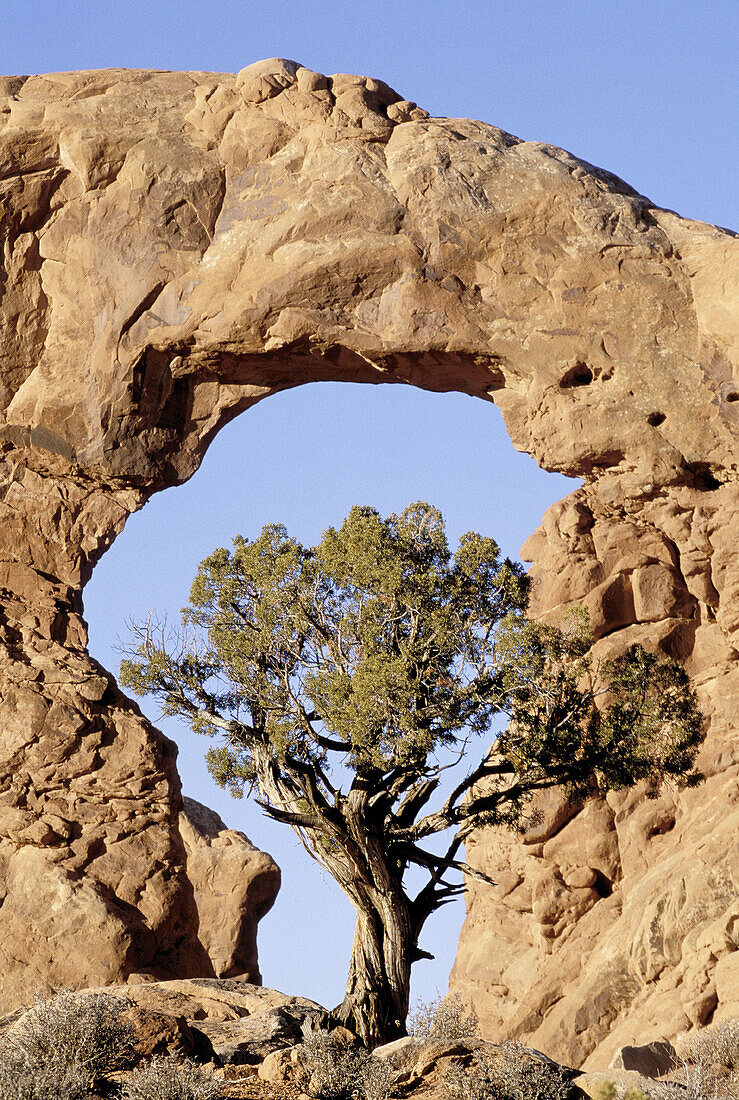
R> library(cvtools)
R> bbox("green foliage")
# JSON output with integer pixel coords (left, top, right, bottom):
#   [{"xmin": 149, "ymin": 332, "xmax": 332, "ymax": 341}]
[
  {"xmin": 121, "ymin": 503, "xmax": 530, "ymax": 791},
  {"xmin": 121, "ymin": 502, "xmax": 701, "ymax": 816},
  {"xmin": 489, "ymin": 610, "xmax": 703, "ymax": 810},
  {"xmin": 121, "ymin": 498, "xmax": 703, "ymax": 871}
]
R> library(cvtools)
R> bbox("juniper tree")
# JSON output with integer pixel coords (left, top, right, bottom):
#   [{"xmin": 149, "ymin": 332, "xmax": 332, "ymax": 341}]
[{"xmin": 121, "ymin": 502, "xmax": 702, "ymax": 1048}]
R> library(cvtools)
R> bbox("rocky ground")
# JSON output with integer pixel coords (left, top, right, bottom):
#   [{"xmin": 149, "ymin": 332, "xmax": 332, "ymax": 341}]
[{"xmin": 1, "ymin": 980, "xmax": 736, "ymax": 1099}]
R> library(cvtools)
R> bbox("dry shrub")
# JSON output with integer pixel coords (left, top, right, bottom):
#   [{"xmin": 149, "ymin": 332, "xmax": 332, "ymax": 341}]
[
  {"xmin": 121, "ymin": 1054, "xmax": 224, "ymax": 1100},
  {"xmin": 673, "ymin": 1019, "xmax": 739, "ymax": 1100},
  {"xmin": 681, "ymin": 1062, "xmax": 726, "ymax": 1100},
  {"xmin": 409, "ymin": 994, "xmax": 479, "ymax": 1041},
  {"xmin": 302, "ymin": 1029, "xmax": 364, "ymax": 1100},
  {"xmin": 682, "ymin": 1022, "xmax": 739, "ymax": 1074},
  {"xmin": 0, "ymin": 989, "xmax": 136, "ymax": 1100},
  {"xmin": 444, "ymin": 1042, "xmax": 573, "ymax": 1100},
  {"xmin": 301, "ymin": 1029, "xmax": 393, "ymax": 1100},
  {"xmin": 358, "ymin": 1051, "xmax": 395, "ymax": 1100},
  {"xmin": 358, "ymin": 1055, "xmax": 395, "ymax": 1100},
  {"xmin": 0, "ymin": 1050, "xmax": 92, "ymax": 1100},
  {"xmin": 682, "ymin": 1062, "xmax": 739, "ymax": 1099}
]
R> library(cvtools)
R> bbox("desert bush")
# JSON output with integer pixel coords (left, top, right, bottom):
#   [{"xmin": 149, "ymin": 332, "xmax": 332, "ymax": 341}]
[
  {"xmin": 357, "ymin": 1055, "xmax": 395, "ymax": 1100},
  {"xmin": 0, "ymin": 1047, "xmax": 92, "ymax": 1100},
  {"xmin": 409, "ymin": 994, "xmax": 479, "ymax": 1041},
  {"xmin": 672, "ymin": 1019, "xmax": 739, "ymax": 1099},
  {"xmin": 301, "ymin": 1029, "xmax": 393, "ymax": 1100},
  {"xmin": 681, "ymin": 1057, "xmax": 739, "ymax": 1100},
  {"xmin": 0, "ymin": 989, "xmax": 136, "ymax": 1099},
  {"xmin": 302, "ymin": 1029, "xmax": 368, "ymax": 1100},
  {"xmin": 121, "ymin": 1054, "xmax": 224, "ymax": 1100},
  {"xmin": 682, "ymin": 1021, "xmax": 739, "ymax": 1074},
  {"xmin": 444, "ymin": 1042, "xmax": 573, "ymax": 1100},
  {"xmin": 681, "ymin": 1062, "xmax": 725, "ymax": 1100}
]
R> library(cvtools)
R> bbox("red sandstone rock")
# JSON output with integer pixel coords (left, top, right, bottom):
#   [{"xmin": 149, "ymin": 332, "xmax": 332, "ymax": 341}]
[{"xmin": 0, "ymin": 60, "xmax": 736, "ymax": 1060}]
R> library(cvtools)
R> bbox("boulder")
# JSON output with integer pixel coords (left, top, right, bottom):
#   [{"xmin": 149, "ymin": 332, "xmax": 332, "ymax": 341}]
[
  {"xmin": 118, "ymin": 978, "xmax": 328, "ymax": 1065},
  {"xmin": 609, "ymin": 1041, "xmax": 676, "ymax": 1078},
  {"xmin": 119, "ymin": 1002, "xmax": 215, "ymax": 1063},
  {"xmin": 374, "ymin": 1037, "xmax": 580, "ymax": 1100},
  {"xmin": 0, "ymin": 979, "xmax": 328, "ymax": 1069},
  {"xmin": 257, "ymin": 1045, "xmax": 306, "ymax": 1085},
  {"xmin": 374, "ymin": 1036, "xmax": 478, "ymax": 1083},
  {"xmin": 117, "ymin": 977, "xmax": 326, "ymax": 1024},
  {"xmin": 193, "ymin": 1004, "xmax": 327, "ymax": 1065}
]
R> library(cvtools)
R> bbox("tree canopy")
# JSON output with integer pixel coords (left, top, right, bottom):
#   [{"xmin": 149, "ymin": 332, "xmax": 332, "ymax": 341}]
[{"xmin": 122, "ymin": 502, "xmax": 703, "ymax": 1047}]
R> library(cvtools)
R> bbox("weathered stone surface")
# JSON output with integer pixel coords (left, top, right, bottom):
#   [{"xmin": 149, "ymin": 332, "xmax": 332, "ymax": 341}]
[
  {"xmin": 374, "ymin": 1035, "xmax": 473, "ymax": 1082},
  {"xmin": 257, "ymin": 1044, "xmax": 307, "ymax": 1085},
  {"xmin": 451, "ymin": 491, "xmax": 739, "ymax": 1067},
  {"xmin": 194, "ymin": 1005, "xmax": 324, "ymax": 1066},
  {"xmin": 120, "ymin": 1001, "xmax": 216, "ymax": 1062},
  {"xmin": 0, "ymin": 60, "xmax": 736, "ymax": 1061},
  {"xmin": 713, "ymin": 952, "xmax": 739, "ymax": 1021},
  {"xmin": 576, "ymin": 1069, "xmax": 676, "ymax": 1099},
  {"xmin": 0, "ymin": 979, "xmax": 327, "ymax": 1073},
  {"xmin": 180, "ymin": 797, "xmax": 280, "ymax": 982},
  {"xmin": 119, "ymin": 978, "xmax": 327, "ymax": 1066}
]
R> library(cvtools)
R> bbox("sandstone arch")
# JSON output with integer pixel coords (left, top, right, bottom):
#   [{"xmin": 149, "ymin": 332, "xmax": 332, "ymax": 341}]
[{"xmin": 0, "ymin": 60, "xmax": 736, "ymax": 1065}]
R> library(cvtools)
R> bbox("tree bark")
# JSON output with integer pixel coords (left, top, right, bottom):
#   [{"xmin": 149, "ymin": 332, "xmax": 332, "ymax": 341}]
[
  {"xmin": 335, "ymin": 892, "xmax": 415, "ymax": 1048},
  {"xmin": 249, "ymin": 758, "xmax": 417, "ymax": 1049}
]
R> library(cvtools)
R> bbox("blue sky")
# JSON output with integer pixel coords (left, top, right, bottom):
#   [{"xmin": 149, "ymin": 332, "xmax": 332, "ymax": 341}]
[{"xmin": 3, "ymin": 0, "xmax": 736, "ymax": 1010}]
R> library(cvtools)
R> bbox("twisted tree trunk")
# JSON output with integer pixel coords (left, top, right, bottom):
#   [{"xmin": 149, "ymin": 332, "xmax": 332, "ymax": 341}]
[
  {"xmin": 250, "ymin": 760, "xmax": 420, "ymax": 1048},
  {"xmin": 336, "ymin": 895, "xmax": 414, "ymax": 1048}
]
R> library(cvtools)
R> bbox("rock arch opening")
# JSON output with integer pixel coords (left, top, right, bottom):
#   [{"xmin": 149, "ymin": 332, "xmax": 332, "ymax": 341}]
[{"xmin": 84, "ymin": 379, "xmax": 579, "ymax": 1010}]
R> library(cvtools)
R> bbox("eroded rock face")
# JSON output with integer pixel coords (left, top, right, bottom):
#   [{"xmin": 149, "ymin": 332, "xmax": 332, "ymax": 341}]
[
  {"xmin": 450, "ymin": 487, "xmax": 739, "ymax": 1068},
  {"xmin": 180, "ymin": 797, "xmax": 280, "ymax": 982},
  {"xmin": 0, "ymin": 59, "xmax": 736, "ymax": 1053}
]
